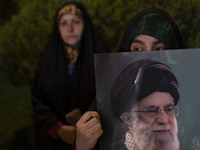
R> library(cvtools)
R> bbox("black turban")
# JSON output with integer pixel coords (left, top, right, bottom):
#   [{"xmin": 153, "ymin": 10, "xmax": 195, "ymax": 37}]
[{"xmin": 111, "ymin": 59, "xmax": 179, "ymax": 119}]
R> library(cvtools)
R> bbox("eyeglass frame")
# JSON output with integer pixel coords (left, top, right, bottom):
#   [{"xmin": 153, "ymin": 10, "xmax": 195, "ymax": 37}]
[{"xmin": 131, "ymin": 105, "xmax": 180, "ymax": 118}]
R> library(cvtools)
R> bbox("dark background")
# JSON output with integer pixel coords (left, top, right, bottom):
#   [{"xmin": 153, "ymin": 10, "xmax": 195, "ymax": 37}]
[{"xmin": 0, "ymin": 0, "xmax": 200, "ymax": 149}]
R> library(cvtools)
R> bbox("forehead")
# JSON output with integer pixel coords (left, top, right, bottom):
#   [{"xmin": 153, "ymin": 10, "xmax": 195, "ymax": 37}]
[
  {"xmin": 134, "ymin": 34, "xmax": 159, "ymax": 43},
  {"xmin": 59, "ymin": 13, "xmax": 81, "ymax": 20},
  {"xmin": 136, "ymin": 91, "xmax": 174, "ymax": 108}
]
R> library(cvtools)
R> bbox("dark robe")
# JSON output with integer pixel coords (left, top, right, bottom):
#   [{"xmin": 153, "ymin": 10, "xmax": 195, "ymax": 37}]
[{"xmin": 31, "ymin": 1, "xmax": 107, "ymax": 150}]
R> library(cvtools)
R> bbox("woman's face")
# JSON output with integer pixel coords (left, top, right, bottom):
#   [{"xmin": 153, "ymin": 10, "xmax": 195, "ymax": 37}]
[
  {"xmin": 59, "ymin": 13, "xmax": 84, "ymax": 46},
  {"xmin": 130, "ymin": 35, "xmax": 166, "ymax": 52}
]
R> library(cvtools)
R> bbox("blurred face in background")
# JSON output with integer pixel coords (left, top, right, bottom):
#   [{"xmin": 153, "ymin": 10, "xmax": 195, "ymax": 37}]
[{"xmin": 59, "ymin": 13, "xmax": 84, "ymax": 46}]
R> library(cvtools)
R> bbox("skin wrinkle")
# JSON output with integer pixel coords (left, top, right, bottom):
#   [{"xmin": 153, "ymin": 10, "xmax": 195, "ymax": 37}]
[
  {"xmin": 127, "ymin": 117, "xmax": 179, "ymax": 150},
  {"xmin": 122, "ymin": 92, "xmax": 180, "ymax": 150}
]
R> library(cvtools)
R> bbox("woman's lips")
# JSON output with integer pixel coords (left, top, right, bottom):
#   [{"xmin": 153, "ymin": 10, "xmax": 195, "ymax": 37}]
[{"xmin": 67, "ymin": 35, "xmax": 76, "ymax": 39}]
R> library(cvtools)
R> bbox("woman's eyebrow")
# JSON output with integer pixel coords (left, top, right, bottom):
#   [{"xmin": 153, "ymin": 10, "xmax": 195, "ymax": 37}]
[
  {"xmin": 153, "ymin": 40, "xmax": 164, "ymax": 45},
  {"xmin": 131, "ymin": 39, "xmax": 144, "ymax": 45}
]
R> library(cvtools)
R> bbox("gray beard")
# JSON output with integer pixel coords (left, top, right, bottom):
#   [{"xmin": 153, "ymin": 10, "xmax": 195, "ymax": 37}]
[{"xmin": 124, "ymin": 118, "xmax": 180, "ymax": 150}]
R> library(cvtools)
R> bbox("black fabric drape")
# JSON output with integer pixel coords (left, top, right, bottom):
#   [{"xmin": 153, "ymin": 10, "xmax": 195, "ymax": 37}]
[
  {"xmin": 31, "ymin": 1, "xmax": 107, "ymax": 150},
  {"xmin": 119, "ymin": 8, "xmax": 186, "ymax": 52}
]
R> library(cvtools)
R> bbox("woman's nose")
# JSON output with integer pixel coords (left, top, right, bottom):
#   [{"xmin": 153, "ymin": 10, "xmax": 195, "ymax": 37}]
[{"xmin": 67, "ymin": 23, "xmax": 73, "ymax": 32}]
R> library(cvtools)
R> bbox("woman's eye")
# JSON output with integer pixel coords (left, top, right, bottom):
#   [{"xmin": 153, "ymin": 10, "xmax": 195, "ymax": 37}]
[
  {"xmin": 60, "ymin": 22, "xmax": 67, "ymax": 26},
  {"xmin": 75, "ymin": 20, "xmax": 80, "ymax": 24},
  {"xmin": 130, "ymin": 43, "xmax": 144, "ymax": 52},
  {"xmin": 153, "ymin": 43, "xmax": 166, "ymax": 50},
  {"xmin": 134, "ymin": 47, "xmax": 143, "ymax": 51},
  {"xmin": 73, "ymin": 20, "xmax": 81, "ymax": 24},
  {"xmin": 154, "ymin": 47, "xmax": 164, "ymax": 51},
  {"xmin": 131, "ymin": 47, "xmax": 143, "ymax": 51}
]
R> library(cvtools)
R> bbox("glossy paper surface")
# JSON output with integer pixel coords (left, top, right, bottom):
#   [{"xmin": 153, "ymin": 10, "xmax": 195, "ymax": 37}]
[{"xmin": 95, "ymin": 49, "xmax": 200, "ymax": 150}]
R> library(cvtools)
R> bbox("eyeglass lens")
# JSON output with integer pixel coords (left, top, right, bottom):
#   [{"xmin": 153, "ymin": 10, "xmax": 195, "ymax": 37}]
[{"xmin": 144, "ymin": 106, "xmax": 179, "ymax": 117}]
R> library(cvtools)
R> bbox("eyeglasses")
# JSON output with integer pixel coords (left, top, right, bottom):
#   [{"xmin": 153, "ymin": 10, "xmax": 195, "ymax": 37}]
[{"xmin": 132, "ymin": 106, "xmax": 180, "ymax": 118}]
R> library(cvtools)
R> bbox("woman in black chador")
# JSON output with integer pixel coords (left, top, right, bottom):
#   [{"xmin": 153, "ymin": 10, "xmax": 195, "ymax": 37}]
[
  {"xmin": 75, "ymin": 8, "xmax": 186, "ymax": 150},
  {"xmin": 31, "ymin": 1, "xmax": 106, "ymax": 150},
  {"xmin": 119, "ymin": 8, "xmax": 186, "ymax": 52}
]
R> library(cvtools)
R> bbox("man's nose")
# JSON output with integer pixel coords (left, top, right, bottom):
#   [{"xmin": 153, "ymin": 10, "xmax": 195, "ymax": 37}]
[{"xmin": 156, "ymin": 110, "xmax": 169, "ymax": 124}]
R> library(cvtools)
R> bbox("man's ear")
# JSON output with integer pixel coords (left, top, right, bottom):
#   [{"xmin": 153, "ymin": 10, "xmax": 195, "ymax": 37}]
[{"xmin": 120, "ymin": 112, "xmax": 135, "ymax": 126}]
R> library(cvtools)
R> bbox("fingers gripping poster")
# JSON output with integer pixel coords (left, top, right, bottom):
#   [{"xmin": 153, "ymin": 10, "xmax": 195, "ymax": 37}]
[{"xmin": 94, "ymin": 49, "xmax": 200, "ymax": 150}]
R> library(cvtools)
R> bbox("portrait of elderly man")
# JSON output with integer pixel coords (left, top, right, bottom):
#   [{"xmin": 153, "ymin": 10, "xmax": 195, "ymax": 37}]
[{"xmin": 111, "ymin": 59, "xmax": 180, "ymax": 150}]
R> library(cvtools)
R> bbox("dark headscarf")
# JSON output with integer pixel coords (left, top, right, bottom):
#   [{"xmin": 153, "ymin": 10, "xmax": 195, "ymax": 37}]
[
  {"xmin": 111, "ymin": 59, "xmax": 179, "ymax": 119},
  {"xmin": 31, "ymin": 0, "xmax": 106, "ymax": 143},
  {"xmin": 119, "ymin": 8, "xmax": 186, "ymax": 51}
]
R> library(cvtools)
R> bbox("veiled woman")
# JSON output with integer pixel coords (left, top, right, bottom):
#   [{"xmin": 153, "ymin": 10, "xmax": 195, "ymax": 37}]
[
  {"xmin": 75, "ymin": 8, "xmax": 186, "ymax": 150},
  {"xmin": 31, "ymin": 1, "xmax": 106, "ymax": 150},
  {"xmin": 119, "ymin": 8, "xmax": 186, "ymax": 52}
]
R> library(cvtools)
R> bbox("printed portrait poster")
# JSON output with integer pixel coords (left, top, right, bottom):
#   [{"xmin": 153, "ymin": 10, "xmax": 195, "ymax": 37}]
[{"xmin": 94, "ymin": 49, "xmax": 200, "ymax": 150}]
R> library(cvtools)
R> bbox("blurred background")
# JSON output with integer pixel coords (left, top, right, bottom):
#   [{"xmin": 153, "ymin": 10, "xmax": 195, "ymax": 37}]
[{"xmin": 0, "ymin": 0, "xmax": 199, "ymax": 149}]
